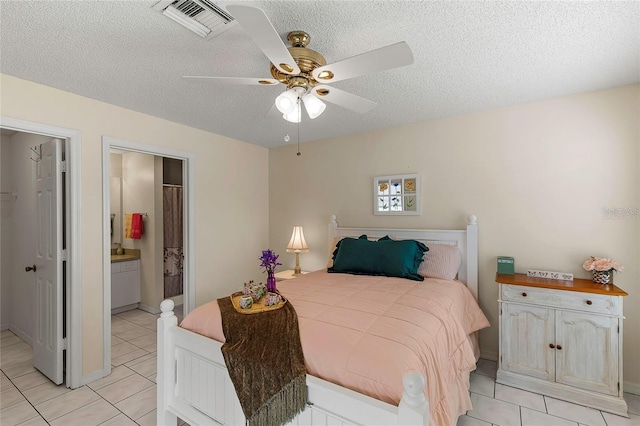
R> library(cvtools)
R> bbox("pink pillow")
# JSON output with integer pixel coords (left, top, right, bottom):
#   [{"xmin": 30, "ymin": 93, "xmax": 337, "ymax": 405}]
[{"xmin": 418, "ymin": 244, "xmax": 461, "ymax": 280}]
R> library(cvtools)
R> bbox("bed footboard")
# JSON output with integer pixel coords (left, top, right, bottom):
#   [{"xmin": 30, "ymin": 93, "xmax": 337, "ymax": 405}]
[{"xmin": 157, "ymin": 300, "xmax": 430, "ymax": 426}]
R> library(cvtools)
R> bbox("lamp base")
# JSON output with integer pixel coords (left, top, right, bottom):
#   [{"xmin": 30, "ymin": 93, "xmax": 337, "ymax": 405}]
[{"xmin": 293, "ymin": 252, "xmax": 302, "ymax": 275}]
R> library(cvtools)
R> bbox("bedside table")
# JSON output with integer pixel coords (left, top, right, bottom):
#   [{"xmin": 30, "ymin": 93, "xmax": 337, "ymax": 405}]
[{"xmin": 275, "ymin": 270, "xmax": 308, "ymax": 281}]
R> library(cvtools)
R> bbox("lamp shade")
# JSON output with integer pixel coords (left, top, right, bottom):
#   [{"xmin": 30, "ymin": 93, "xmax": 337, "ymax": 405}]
[{"xmin": 286, "ymin": 226, "xmax": 309, "ymax": 253}]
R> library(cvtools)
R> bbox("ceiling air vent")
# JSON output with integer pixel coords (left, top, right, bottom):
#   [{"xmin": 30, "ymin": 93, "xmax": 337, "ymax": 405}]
[{"xmin": 153, "ymin": 0, "xmax": 237, "ymax": 39}]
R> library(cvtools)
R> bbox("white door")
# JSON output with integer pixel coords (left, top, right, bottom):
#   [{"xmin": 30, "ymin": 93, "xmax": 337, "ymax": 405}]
[{"xmin": 32, "ymin": 138, "xmax": 64, "ymax": 384}]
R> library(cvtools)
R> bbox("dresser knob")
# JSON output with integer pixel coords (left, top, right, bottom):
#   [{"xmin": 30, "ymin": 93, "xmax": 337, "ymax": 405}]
[
  {"xmin": 586, "ymin": 300, "xmax": 593, "ymax": 305},
  {"xmin": 549, "ymin": 343, "xmax": 555, "ymax": 349},
  {"xmin": 556, "ymin": 345, "xmax": 562, "ymax": 350},
  {"xmin": 521, "ymin": 292, "xmax": 527, "ymax": 297}
]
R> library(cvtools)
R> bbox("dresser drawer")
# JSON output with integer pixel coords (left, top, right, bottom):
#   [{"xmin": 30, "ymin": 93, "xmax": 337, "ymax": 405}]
[{"xmin": 501, "ymin": 284, "xmax": 621, "ymax": 315}]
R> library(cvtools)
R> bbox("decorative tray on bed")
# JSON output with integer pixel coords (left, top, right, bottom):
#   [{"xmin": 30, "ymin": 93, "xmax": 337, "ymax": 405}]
[{"xmin": 230, "ymin": 291, "xmax": 287, "ymax": 314}]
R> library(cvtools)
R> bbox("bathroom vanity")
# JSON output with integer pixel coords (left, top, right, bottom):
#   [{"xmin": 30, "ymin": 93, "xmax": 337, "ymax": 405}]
[{"xmin": 111, "ymin": 249, "xmax": 140, "ymax": 313}]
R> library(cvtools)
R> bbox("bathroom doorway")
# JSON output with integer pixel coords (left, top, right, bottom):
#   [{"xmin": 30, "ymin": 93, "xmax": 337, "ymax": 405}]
[{"xmin": 102, "ymin": 136, "xmax": 194, "ymax": 374}]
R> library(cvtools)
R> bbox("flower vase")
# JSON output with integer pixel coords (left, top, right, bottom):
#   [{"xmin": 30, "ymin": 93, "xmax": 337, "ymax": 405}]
[
  {"xmin": 266, "ymin": 270, "xmax": 277, "ymax": 293},
  {"xmin": 592, "ymin": 269, "xmax": 613, "ymax": 284}
]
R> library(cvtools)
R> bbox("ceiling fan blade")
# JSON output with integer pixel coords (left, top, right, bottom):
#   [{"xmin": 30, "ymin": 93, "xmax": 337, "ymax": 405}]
[
  {"xmin": 311, "ymin": 85, "xmax": 377, "ymax": 113},
  {"xmin": 312, "ymin": 41, "xmax": 413, "ymax": 84},
  {"xmin": 182, "ymin": 76, "xmax": 279, "ymax": 86},
  {"xmin": 226, "ymin": 5, "xmax": 300, "ymax": 75}
]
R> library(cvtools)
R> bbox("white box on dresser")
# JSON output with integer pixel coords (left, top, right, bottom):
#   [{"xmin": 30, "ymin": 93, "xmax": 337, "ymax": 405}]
[{"xmin": 496, "ymin": 273, "xmax": 629, "ymax": 417}]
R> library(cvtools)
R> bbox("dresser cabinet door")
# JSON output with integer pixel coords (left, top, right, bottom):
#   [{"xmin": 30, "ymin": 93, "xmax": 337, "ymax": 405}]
[
  {"xmin": 555, "ymin": 311, "xmax": 619, "ymax": 396},
  {"xmin": 502, "ymin": 303, "xmax": 555, "ymax": 381}
]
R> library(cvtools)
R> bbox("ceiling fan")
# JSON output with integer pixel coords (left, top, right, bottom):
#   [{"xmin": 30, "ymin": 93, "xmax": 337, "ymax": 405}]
[{"xmin": 183, "ymin": 5, "xmax": 414, "ymax": 123}]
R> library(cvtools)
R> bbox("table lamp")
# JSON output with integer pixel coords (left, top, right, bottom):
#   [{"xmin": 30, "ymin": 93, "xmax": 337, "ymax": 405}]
[{"xmin": 286, "ymin": 226, "xmax": 309, "ymax": 275}]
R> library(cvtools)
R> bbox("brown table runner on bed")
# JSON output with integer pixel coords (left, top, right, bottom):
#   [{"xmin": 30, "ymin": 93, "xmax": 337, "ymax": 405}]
[{"xmin": 218, "ymin": 296, "xmax": 307, "ymax": 426}]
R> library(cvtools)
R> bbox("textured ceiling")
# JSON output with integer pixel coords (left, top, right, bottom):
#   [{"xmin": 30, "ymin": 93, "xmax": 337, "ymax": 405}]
[{"xmin": 1, "ymin": 1, "xmax": 639, "ymax": 148}]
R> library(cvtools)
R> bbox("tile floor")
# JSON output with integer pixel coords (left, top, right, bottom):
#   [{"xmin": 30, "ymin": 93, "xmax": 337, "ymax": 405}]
[
  {"xmin": 457, "ymin": 359, "xmax": 640, "ymax": 426},
  {"xmin": 2, "ymin": 310, "xmax": 639, "ymax": 426},
  {"xmin": 1, "ymin": 307, "xmax": 183, "ymax": 426}
]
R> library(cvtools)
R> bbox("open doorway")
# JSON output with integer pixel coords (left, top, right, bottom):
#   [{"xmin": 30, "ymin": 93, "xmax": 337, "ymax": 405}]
[
  {"xmin": 0, "ymin": 117, "xmax": 82, "ymax": 389},
  {"xmin": 101, "ymin": 137, "xmax": 194, "ymax": 374}
]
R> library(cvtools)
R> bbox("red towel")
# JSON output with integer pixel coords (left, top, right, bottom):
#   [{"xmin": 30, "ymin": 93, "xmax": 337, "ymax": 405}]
[{"xmin": 131, "ymin": 213, "xmax": 144, "ymax": 239}]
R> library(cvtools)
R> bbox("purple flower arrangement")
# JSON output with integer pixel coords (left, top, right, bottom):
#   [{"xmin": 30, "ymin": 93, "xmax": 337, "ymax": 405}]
[
  {"xmin": 259, "ymin": 249, "xmax": 282, "ymax": 273},
  {"xmin": 260, "ymin": 249, "xmax": 281, "ymax": 293}
]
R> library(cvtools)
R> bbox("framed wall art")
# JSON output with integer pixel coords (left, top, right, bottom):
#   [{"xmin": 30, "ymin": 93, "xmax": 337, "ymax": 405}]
[{"xmin": 373, "ymin": 174, "xmax": 421, "ymax": 215}]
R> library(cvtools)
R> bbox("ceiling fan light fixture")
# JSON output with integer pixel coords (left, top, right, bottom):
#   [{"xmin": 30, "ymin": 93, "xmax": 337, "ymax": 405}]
[
  {"xmin": 283, "ymin": 109, "xmax": 301, "ymax": 123},
  {"xmin": 275, "ymin": 89, "xmax": 298, "ymax": 114},
  {"xmin": 302, "ymin": 93, "xmax": 326, "ymax": 119}
]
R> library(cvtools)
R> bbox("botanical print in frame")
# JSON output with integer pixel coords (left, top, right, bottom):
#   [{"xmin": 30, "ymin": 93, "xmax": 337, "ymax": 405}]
[{"xmin": 374, "ymin": 174, "xmax": 421, "ymax": 215}]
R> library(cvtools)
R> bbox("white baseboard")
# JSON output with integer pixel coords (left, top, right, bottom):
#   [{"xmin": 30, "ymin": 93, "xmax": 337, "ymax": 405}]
[
  {"xmin": 480, "ymin": 350, "xmax": 498, "ymax": 362},
  {"xmin": 82, "ymin": 368, "xmax": 110, "ymax": 386},
  {"xmin": 138, "ymin": 303, "xmax": 160, "ymax": 314},
  {"xmin": 111, "ymin": 303, "xmax": 139, "ymax": 315},
  {"xmin": 9, "ymin": 323, "xmax": 33, "ymax": 346},
  {"xmin": 624, "ymin": 381, "xmax": 640, "ymax": 396}
]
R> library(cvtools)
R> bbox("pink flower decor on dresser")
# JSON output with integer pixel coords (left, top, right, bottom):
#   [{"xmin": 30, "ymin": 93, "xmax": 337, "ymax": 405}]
[
  {"xmin": 582, "ymin": 257, "xmax": 623, "ymax": 272},
  {"xmin": 583, "ymin": 256, "xmax": 623, "ymax": 284}
]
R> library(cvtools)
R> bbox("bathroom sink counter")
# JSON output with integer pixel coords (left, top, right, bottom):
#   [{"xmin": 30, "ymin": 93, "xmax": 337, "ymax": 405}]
[{"xmin": 110, "ymin": 248, "xmax": 141, "ymax": 263}]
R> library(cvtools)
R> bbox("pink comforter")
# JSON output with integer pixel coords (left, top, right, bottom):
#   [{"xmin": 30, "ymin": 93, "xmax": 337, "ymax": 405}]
[{"xmin": 180, "ymin": 270, "xmax": 490, "ymax": 426}]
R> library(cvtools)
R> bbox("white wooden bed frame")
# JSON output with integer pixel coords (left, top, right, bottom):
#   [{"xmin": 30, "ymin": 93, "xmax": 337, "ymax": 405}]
[{"xmin": 157, "ymin": 214, "xmax": 479, "ymax": 426}]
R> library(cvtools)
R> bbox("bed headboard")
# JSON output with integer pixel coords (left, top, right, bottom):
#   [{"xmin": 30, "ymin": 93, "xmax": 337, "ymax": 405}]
[{"xmin": 328, "ymin": 215, "xmax": 479, "ymax": 300}]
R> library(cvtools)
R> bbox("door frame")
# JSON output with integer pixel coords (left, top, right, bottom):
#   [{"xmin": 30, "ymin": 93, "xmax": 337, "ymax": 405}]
[
  {"xmin": 0, "ymin": 115, "xmax": 83, "ymax": 389},
  {"xmin": 101, "ymin": 136, "xmax": 195, "ymax": 374}
]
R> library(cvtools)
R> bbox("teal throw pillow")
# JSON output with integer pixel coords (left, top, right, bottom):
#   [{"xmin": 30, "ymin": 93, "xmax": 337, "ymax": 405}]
[{"xmin": 328, "ymin": 236, "xmax": 428, "ymax": 281}]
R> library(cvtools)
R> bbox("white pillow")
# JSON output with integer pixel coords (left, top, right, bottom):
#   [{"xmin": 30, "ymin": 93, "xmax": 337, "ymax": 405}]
[{"xmin": 418, "ymin": 244, "xmax": 462, "ymax": 280}]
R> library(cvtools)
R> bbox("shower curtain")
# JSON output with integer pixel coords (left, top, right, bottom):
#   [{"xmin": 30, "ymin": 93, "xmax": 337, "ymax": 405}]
[{"xmin": 163, "ymin": 185, "xmax": 183, "ymax": 298}]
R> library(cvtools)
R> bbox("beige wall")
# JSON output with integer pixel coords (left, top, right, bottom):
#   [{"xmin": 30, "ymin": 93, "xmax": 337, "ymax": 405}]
[
  {"xmin": 0, "ymin": 74, "xmax": 270, "ymax": 378},
  {"xmin": 269, "ymin": 85, "xmax": 640, "ymax": 389}
]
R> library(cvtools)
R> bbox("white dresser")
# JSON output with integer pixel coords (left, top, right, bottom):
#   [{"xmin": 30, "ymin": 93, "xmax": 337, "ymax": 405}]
[{"xmin": 496, "ymin": 273, "xmax": 628, "ymax": 416}]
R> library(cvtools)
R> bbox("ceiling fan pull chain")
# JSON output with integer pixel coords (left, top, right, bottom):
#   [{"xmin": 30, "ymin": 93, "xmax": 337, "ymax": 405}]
[{"xmin": 297, "ymin": 97, "xmax": 301, "ymax": 156}]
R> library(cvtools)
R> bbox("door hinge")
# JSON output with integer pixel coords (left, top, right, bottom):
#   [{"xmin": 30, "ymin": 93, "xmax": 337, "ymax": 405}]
[
  {"xmin": 61, "ymin": 249, "xmax": 68, "ymax": 261},
  {"xmin": 61, "ymin": 338, "xmax": 68, "ymax": 350},
  {"xmin": 617, "ymin": 325, "xmax": 620, "ymax": 333},
  {"xmin": 60, "ymin": 160, "xmax": 67, "ymax": 173},
  {"xmin": 618, "ymin": 382, "xmax": 620, "ymax": 391}
]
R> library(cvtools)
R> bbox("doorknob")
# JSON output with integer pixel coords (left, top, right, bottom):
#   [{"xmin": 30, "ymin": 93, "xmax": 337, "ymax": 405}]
[{"xmin": 25, "ymin": 265, "xmax": 37, "ymax": 272}]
